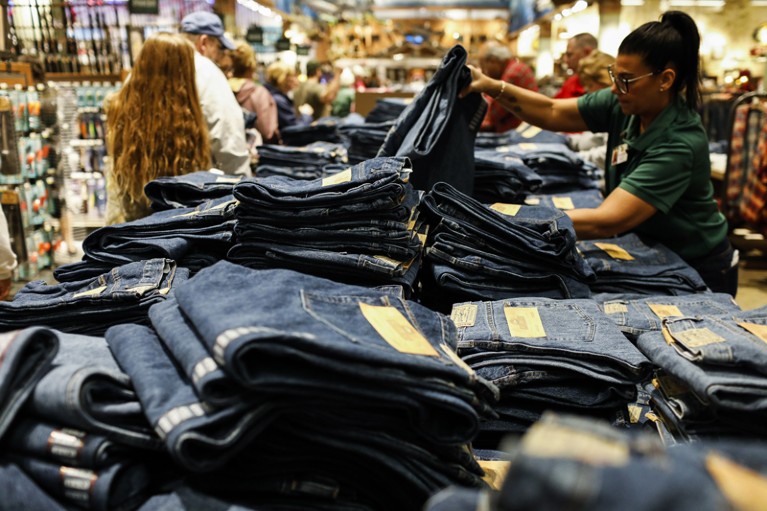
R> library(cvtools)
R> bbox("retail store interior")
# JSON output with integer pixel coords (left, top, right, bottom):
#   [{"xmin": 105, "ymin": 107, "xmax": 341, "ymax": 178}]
[{"xmin": 1, "ymin": 0, "xmax": 767, "ymax": 509}]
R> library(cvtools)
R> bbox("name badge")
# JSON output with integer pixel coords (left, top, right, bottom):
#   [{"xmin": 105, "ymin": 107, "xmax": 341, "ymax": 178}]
[{"xmin": 611, "ymin": 143, "xmax": 628, "ymax": 166}]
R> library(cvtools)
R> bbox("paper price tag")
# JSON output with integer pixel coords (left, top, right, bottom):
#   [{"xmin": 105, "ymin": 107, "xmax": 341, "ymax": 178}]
[
  {"xmin": 504, "ymin": 306, "xmax": 546, "ymax": 338},
  {"xmin": 738, "ymin": 322, "xmax": 767, "ymax": 344},
  {"xmin": 321, "ymin": 168, "xmax": 352, "ymax": 186},
  {"xmin": 603, "ymin": 303, "xmax": 628, "ymax": 314},
  {"xmin": 594, "ymin": 242, "xmax": 635, "ymax": 261},
  {"xmin": 627, "ymin": 405, "xmax": 643, "ymax": 424},
  {"xmin": 490, "ymin": 203, "xmax": 521, "ymax": 216},
  {"xmin": 72, "ymin": 285, "xmax": 107, "ymax": 299},
  {"xmin": 360, "ymin": 302, "xmax": 439, "ymax": 357},
  {"xmin": 521, "ymin": 125, "xmax": 542, "ymax": 139},
  {"xmin": 451, "ymin": 304, "xmax": 478, "ymax": 327},
  {"xmin": 552, "ymin": 197, "xmax": 575, "ymax": 210},
  {"xmin": 478, "ymin": 460, "xmax": 511, "ymax": 490},
  {"xmin": 648, "ymin": 304, "xmax": 684, "ymax": 319},
  {"xmin": 524, "ymin": 197, "xmax": 541, "ymax": 205},
  {"xmin": 673, "ymin": 327, "xmax": 725, "ymax": 348}
]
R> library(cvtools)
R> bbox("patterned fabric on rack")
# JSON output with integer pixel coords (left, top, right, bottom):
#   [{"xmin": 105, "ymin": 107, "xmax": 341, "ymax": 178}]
[
  {"xmin": 724, "ymin": 103, "xmax": 749, "ymax": 219},
  {"xmin": 739, "ymin": 115, "xmax": 767, "ymax": 233}
]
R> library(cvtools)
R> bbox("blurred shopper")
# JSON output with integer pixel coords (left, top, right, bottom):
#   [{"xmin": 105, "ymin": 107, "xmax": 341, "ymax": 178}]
[
  {"xmin": 265, "ymin": 60, "xmax": 303, "ymax": 131},
  {"xmin": 477, "ymin": 41, "xmax": 538, "ymax": 132},
  {"xmin": 105, "ymin": 33, "xmax": 211, "ymax": 225},
  {"xmin": 0, "ymin": 207, "xmax": 17, "ymax": 300},
  {"xmin": 331, "ymin": 68, "xmax": 356, "ymax": 117},
  {"xmin": 567, "ymin": 50, "xmax": 616, "ymax": 170},
  {"xmin": 294, "ymin": 59, "xmax": 341, "ymax": 121},
  {"xmin": 555, "ymin": 33, "xmax": 598, "ymax": 99},
  {"xmin": 229, "ymin": 41, "xmax": 279, "ymax": 144},
  {"xmin": 180, "ymin": 11, "xmax": 250, "ymax": 175},
  {"xmin": 460, "ymin": 11, "xmax": 738, "ymax": 295}
]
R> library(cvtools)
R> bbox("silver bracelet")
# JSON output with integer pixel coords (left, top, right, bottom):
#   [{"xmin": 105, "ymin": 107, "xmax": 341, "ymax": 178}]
[{"xmin": 493, "ymin": 80, "xmax": 506, "ymax": 100}]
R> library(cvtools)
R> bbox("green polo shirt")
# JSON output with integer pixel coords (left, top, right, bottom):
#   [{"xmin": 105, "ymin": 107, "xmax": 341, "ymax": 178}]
[{"xmin": 577, "ymin": 88, "xmax": 727, "ymax": 260}]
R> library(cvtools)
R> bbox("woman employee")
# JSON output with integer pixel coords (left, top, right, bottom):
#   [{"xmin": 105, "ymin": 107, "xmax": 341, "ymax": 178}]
[{"xmin": 460, "ymin": 11, "xmax": 737, "ymax": 296}]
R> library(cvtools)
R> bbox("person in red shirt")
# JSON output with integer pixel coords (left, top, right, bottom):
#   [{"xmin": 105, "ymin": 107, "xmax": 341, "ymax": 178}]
[
  {"xmin": 478, "ymin": 41, "xmax": 538, "ymax": 132},
  {"xmin": 555, "ymin": 33, "xmax": 598, "ymax": 99}
]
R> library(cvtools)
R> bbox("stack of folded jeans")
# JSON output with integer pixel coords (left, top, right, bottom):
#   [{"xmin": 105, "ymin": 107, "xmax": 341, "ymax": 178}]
[
  {"xmin": 1, "ymin": 329, "xmax": 163, "ymax": 511},
  {"xmin": 144, "ymin": 171, "xmax": 241, "ymax": 211},
  {"xmin": 365, "ymin": 98, "xmax": 409, "ymax": 123},
  {"xmin": 338, "ymin": 121, "xmax": 395, "ymax": 164},
  {"xmin": 636, "ymin": 306, "xmax": 767, "ymax": 440},
  {"xmin": 0, "ymin": 259, "xmax": 188, "ymax": 335},
  {"xmin": 425, "ymin": 412, "xmax": 767, "ymax": 511},
  {"xmin": 106, "ymin": 262, "xmax": 499, "ymax": 510},
  {"xmin": 53, "ymin": 197, "xmax": 236, "ymax": 282},
  {"xmin": 279, "ymin": 118, "xmax": 342, "ymax": 146},
  {"xmin": 524, "ymin": 188, "xmax": 604, "ymax": 209},
  {"xmin": 599, "ymin": 293, "xmax": 742, "ymax": 342},
  {"xmin": 452, "ymin": 298, "xmax": 651, "ymax": 443},
  {"xmin": 474, "ymin": 124, "xmax": 570, "ymax": 149},
  {"xmin": 493, "ymin": 142, "xmax": 602, "ymax": 193},
  {"xmin": 578, "ymin": 233, "xmax": 709, "ymax": 296},
  {"xmin": 378, "ymin": 45, "xmax": 487, "ymax": 194},
  {"xmin": 230, "ymin": 156, "xmax": 425, "ymax": 291},
  {"xmin": 419, "ymin": 182, "xmax": 595, "ymax": 311},
  {"xmin": 257, "ymin": 141, "xmax": 348, "ymax": 167},
  {"xmin": 472, "ymin": 149, "xmax": 543, "ymax": 203}
]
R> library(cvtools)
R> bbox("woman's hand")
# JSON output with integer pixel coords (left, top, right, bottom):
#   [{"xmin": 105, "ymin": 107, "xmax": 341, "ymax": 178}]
[{"xmin": 459, "ymin": 65, "xmax": 494, "ymax": 99}]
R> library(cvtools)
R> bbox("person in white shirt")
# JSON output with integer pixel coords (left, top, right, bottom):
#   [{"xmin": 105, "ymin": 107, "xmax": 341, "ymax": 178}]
[
  {"xmin": 0, "ymin": 207, "xmax": 17, "ymax": 300},
  {"xmin": 181, "ymin": 11, "xmax": 251, "ymax": 176}
]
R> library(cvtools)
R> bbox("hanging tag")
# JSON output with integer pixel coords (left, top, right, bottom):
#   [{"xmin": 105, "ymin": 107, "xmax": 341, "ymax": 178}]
[
  {"xmin": 490, "ymin": 203, "xmax": 521, "ymax": 216},
  {"xmin": 360, "ymin": 302, "xmax": 439, "ymax": 357},
  {"xmin": 611, "ymin": 143, "xmax": 628, "ymax": 165},
  {"xmin": 504, "ymin": 306, "xmax": 546, "ymax": 338}
]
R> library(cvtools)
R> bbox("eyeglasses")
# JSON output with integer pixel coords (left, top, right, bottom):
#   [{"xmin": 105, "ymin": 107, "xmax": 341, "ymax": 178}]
[{"xmin": 607, "ymin": 65, "xmax": 659, "ymax": 94}]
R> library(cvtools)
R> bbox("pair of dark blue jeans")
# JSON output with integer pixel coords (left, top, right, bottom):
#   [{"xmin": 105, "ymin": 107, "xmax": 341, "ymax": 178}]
[
  {"xmin": 144, "ymin": 171, "xmax": 241, "ymax": 211},
  {"xmin": 378, "ymin": 45, "xmax": 487, "ymax": 194}
]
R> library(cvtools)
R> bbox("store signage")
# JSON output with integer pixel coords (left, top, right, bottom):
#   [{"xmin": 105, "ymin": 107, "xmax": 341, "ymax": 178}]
[
  {"xmin": 246, "ymin": 25, "xmax": 264, "ymax": 44},
  {"xmin": 129, "ymin": 0, "xmax": 159, "ymax": 15}
]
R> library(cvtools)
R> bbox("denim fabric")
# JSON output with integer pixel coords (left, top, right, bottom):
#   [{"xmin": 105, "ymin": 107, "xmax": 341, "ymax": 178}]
[
  {"xmin": 9, "ymin": 259, "xmax": 189, "ymax": 335},
  {"xmin": 255, "ymin": 164, "xmax": 324, "ymax": 180},
  {"xmin": 490, "ymin": 413, "xmax": 734, "ymax": 511},
  {"xmin": 0, "ymin": 461, "xmax": 67, "ymax": 511},
  {"xmin": 637, "ymin": 330, "xmax": 767, "ymax": 413},
  {"xmin": 144, "ymin": 171, "xmax": 241, "ymax": 211},
  {"xmin": 473, "ymin": 149, "xmax": 543, "ymax": 203},
  {"xmin": 171, "ymin": 261, "xmax": 497, "ymax": 445},
  {"xmin": 524, "ymin": 189, "xmax": 605, "ymax": 210},
  {"xmin": 77, "ymin": 197, "xmax": 236, "ymax": 269},
  {"xmin": 578, "ymin": 234, "xmax": 709, "ymax": 295},
  {"xmin": 424, "ymin": 486, "xmax": 491, "ymax": 511},
  {"xmin": 257, "ymin": 142, "xmax": 348, "ymax": 168},
  {"xmin": 148, "ymin": 298, "xmax": 245, "ymax": 408},
  {"xmin": 6, "ymin": 418, "xmax": 127, "ymax": 469},
  {"xmin": 338, "ymin": 121, "xmax": 393, "ymax": 164},
  {"xmin": 11, "ymin": 455, "xmax": 151, "ymax": 511},
  {"xmin": 280, "ymin": 118, "xmax": 342, "ymax": 146},
  {"xmin": 475, "ymin": 125, "xmax": 569, "ymax": 148},
  {"xmin": 27, "ymin": 330, "xmax": 158, "ymax": 449},
  {"xmin": 454, "ymin": 297, "xmax": 651, "ymax": 383},
  {"xmin": 2, "ymin": 260, "xmax": 187, "ymax": 336},
  {"xmin": 365, "ymin": 98, "xmax": 409, "ymax": 124},
  {"xmin": 600, "ymin": 293, "xmax": 741, "ymax": 341},
  {"xmin": 420, "ymin": 182, "xmax": 594, "ymax": 280},
  {"xmin": 0, "ymin": 327, "xmax": 58, "ymax": 441},
  {"xmin": 137, "ymin": 484, "xmax": 262, "ymax": 511},
  {"xmin": 106, "ymin": 324, "xmax": 278, "ymax": 472},
  {"xmin": 378, "ymin": 45, "xmax": 487, "ymax": 194}
]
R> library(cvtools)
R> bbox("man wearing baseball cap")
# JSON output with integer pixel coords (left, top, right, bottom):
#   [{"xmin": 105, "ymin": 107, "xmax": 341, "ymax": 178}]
[{"xmin": 181, "ymin": 11, "xmax": 250, "ymax": 176}]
